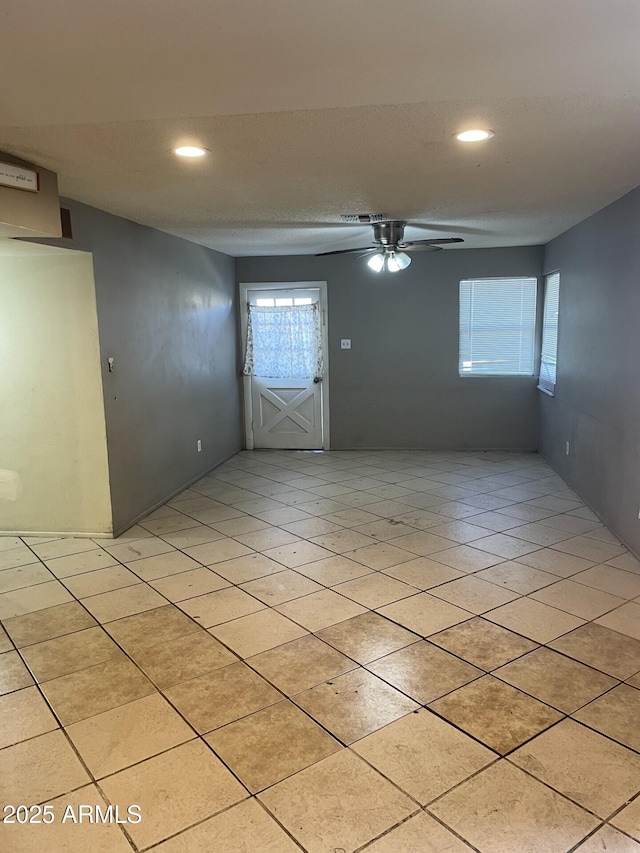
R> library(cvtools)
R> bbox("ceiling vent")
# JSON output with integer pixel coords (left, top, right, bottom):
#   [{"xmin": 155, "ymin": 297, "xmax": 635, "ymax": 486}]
[{"xmin": 340, "ymin": 213, "xmax": 387, "ymax": 223}]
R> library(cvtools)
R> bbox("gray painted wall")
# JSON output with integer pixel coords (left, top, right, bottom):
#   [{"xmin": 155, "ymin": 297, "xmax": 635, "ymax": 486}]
[
  {"xmin": 48, "ymin": 201, "xmax": 242, "ymax": 532},
  {"xmin": 540, "ymin": 186, "xmax": 640, "ymax": 555},
  {"xmin": 237, "ymin": 246, "xmax": 543, "ymax": 450}
]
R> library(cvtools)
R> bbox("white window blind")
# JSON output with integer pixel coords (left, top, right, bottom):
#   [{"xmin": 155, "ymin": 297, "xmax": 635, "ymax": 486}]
[
  {"xmin": 459, "ymin": 278, "xmax": 537, "ymax": 376},
  {"xmin": 538, "ymin": 272, "xmax": 560, "ymax": 395}
]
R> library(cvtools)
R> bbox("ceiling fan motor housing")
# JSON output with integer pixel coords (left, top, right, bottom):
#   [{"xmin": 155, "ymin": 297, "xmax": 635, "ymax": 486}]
[{"xmin": 373, "ymin": 220, "xmax": 406, "ymax": 247}]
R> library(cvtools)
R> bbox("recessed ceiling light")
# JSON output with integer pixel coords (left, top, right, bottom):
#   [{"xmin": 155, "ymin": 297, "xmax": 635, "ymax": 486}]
[
  {"xmin": 455, "ymin": 129, "xmax": 494, "ymax": 142},
  {"xmin": 174, "ymin": 146, "xmax": 207, "ymax": 158}
]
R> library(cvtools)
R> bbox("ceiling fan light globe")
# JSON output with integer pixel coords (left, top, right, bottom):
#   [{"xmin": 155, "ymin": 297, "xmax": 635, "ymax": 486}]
[
  {"xmin": 367, "ymin": 253, "xmax": 385, "ymax": 272},
  {"xmin": 386, "ymin": 254, "xmax": 401, "ymax": 272},
  {"xmin": 394, "ymin": 251, "xmax": 411, "ymax": 270}
]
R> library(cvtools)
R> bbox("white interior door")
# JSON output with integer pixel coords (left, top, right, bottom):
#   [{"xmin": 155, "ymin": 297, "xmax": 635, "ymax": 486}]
[{"xmin": 240, "ymin": 282, "xmax": 329, "ymax": 450}]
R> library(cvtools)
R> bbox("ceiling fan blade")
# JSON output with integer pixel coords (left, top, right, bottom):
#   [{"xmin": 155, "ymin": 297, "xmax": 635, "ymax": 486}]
[
  {"xmin": 402, "ymin": 244, "xmax": 443, "ymax": 252},
  {"xmin": 315, "ymin": 245, "xmax": 376, "ymax": 256},
  {"xmin": 402, "ymin": 237, "xmax": 465, "ymax": 247}
]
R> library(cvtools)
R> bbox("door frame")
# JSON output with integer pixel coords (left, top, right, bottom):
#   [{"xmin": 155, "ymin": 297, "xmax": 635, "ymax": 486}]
[{"xmin": 239, "ymin": 281, "xmax": 330, "ymax": 450}]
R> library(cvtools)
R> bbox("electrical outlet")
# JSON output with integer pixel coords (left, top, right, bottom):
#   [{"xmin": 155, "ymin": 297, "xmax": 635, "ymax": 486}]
[
  {"xmin": 341, "ymin": 339, "xmax": 351, "ymax": 349},
  {"xmin": 565, "ymin": 441, "xmax": 570, "ymax": 456},
  {"xmin": 197, "ymin": 440, "xmax": 202, "ymax": 452}
]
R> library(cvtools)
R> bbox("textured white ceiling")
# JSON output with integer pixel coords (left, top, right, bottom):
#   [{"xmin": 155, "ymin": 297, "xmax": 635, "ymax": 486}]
[{"xmin": 1, "ymin": 0, "xmax": 639, "ymax": 255}]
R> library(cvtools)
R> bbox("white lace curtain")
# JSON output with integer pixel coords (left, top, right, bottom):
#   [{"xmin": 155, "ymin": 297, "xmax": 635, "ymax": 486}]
[{"xmin": 243, "ymin": 303, "xmax": 324, "ymax": 379}]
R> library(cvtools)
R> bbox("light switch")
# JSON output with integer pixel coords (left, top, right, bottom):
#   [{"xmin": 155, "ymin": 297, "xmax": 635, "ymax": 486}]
[{"xmin": 341, "ymin": 339, "xmax": 352, "ymax": 349}]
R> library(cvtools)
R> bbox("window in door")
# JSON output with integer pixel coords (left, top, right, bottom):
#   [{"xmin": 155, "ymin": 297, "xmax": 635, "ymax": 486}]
[{"xmin": 243, "ymin": 292, "xmax": 323, "ymax": 379}]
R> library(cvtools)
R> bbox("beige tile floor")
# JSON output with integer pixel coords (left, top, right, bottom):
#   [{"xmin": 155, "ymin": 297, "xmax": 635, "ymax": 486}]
[{"xmin": 1, "ymin": 449, "xmax": 640, "ymax": 852}]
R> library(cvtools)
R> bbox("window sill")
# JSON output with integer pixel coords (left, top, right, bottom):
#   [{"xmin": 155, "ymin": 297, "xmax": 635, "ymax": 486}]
[{"xmin": 458, "ymin": 374, "xmax": 536, "ymax": 379}]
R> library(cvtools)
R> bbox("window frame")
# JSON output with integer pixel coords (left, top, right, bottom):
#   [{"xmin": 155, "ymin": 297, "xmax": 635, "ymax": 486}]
[
  {"xmin": 537, "ymin": 270, "xmax": 560, "ymax": 397},
  {"xmin": 458, "ymin": 276, "xmax": 539, "ymax": 378}
]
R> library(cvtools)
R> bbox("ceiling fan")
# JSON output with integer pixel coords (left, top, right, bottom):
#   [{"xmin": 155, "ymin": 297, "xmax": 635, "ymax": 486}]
[{"xmin": 316, "ymin": 220, "xmax": 464, "ymax": 272}]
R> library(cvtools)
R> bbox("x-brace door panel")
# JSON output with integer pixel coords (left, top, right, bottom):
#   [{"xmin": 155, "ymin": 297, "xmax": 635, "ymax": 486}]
[{"xmin": 251, "ymin": 379, "xmax": 322, "ymax": 449}]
